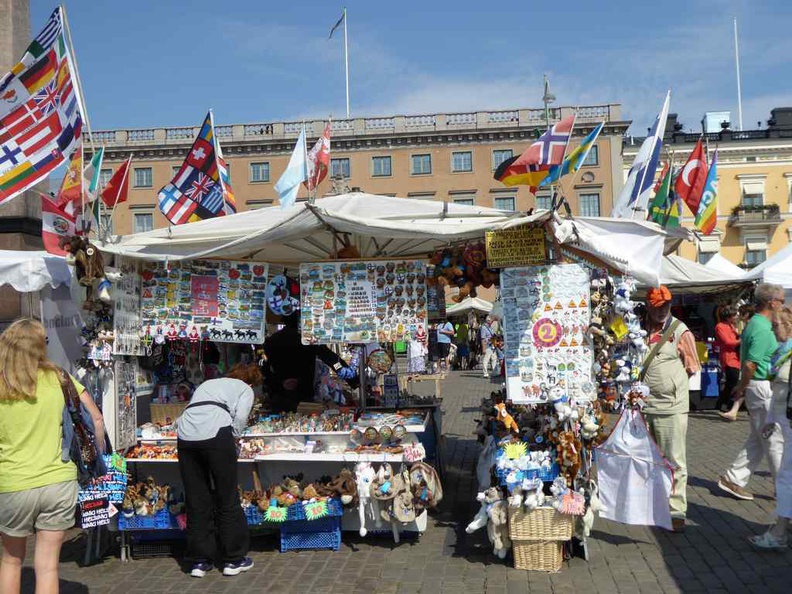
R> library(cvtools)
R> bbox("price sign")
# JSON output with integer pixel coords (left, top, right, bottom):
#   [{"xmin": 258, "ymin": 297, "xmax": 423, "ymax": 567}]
[
  {"xmin": 532, "ymin": 318, "xmax": 563, "ymax": 349},
  {"xmin": 79, "ymin": 496, "xmax": 116, "ymax": 529}
]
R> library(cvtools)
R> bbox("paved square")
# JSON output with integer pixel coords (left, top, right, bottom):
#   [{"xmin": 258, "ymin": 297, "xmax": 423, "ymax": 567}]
[{"xmin": 8, "ymin": 371, "xmax": 792, "ymax": 593}]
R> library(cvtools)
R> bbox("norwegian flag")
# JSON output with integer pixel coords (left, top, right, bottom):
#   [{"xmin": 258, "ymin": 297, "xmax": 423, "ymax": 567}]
[
  {"xmin": 304, "ymin": 122, "xmax": 331, "ymax": 191},
  {"xmin": 513, "ymin": 115, "xmax": 576, "ymax": 168}
]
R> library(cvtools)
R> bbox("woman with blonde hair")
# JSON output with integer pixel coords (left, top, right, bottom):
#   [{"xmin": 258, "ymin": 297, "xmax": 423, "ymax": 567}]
[
  {"xmin": 0, "ymin": 318, "xmax": 105, "ymax": 594},
  {"xmin": 750, "ymin": 306, "xmax": 792, "ymax": 549}
]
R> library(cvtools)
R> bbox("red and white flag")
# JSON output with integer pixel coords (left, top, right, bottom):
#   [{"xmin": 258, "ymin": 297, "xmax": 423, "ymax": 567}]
[
  {"xmin": 304, "ymin": 122, "xmax": 331, "ymax": 191},
  {"xmin": 101, "ymin": 157, "xmax": 131, "ymax": 207},
  {"xmin": 513, "ymin": 115, "xmax": 575, "ymax": 168},
  {"xmin": 675, "ymin": 139, "xmax": 708, "ymax": 216},
  {"xmin": 41, "ymin": 194, "xmax": 76, "ymax": 256}
]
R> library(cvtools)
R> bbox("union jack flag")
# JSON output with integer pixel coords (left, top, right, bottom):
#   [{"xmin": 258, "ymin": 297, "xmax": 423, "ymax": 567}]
[
  {"xmin": 33, "ymin": 81, "xmax": 58, "ymax": 115},
  {"xmin": 185, "ymin": 172, "xmax": 215, "ymax": 203},
  {"xmin": 157, "ymin": 110, "xmax": 234, "ymax": 225}
]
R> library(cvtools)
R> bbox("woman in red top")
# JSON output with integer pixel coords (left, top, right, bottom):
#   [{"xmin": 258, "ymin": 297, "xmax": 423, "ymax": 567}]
[{"xmin": 714, "ymin": 305, "xmax": 741, "ymax": 413}]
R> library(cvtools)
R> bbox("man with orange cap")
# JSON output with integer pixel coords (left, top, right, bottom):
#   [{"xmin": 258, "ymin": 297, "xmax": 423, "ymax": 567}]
[{"xmin": 642, "ymin": 285, "xmax": 700, "ymax": 532}]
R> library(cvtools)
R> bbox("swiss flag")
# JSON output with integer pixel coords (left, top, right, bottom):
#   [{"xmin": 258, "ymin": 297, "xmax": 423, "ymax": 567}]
[{"xmin": 675, "ymin": 139, "xmax": 708, "ymax": 215}]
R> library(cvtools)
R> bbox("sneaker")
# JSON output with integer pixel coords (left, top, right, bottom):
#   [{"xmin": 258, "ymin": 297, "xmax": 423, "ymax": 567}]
[
  {"xmin": 190, "ymin": 561, "xmax": 213, "ymax": 578},
  {"xmin": 718, "ymin": 475, "xmax": 754, "ymax": 501},
  {"xmin": 222, "ymin": 557, "xmax": 254, "ymax": 576},
  {"xmin": 672, "ymin": 518, "xmax": 686, "ymax": 533},
  {"xmin": 749, "ymin": 530, "xmax": 788, "ymax": 551}
]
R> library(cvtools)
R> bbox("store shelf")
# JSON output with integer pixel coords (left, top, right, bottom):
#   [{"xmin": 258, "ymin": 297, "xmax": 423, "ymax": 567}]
[{"xmin": 125, "ymin": 458, "xmax": 258, "ymax": 463}]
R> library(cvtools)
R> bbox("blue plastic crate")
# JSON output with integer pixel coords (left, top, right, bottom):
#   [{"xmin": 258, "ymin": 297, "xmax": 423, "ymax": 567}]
[
  {"xmin": 287, "ymin": 498, "xmax": 343, "ymax": 521},
  {"xmin": 280, "ymin": 528, "xmax": 341, "ymax": 552},
  {"xmin": 244, "ymin": 505, "xmax": 266, "ymax": 526},
  {"xmin": 496, "ymin": 461, "xmax": 560, "ymax": 487},
  {"xmin": 282, "ymin": 516, "xmax": 341, "ymax": 534},
  {"xmin": 118, "ymin": 509, "xmax": 177, "ymax": 531}
]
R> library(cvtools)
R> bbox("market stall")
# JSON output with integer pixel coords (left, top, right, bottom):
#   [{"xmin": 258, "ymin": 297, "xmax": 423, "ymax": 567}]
[{"xmin": 446, "ymin": 296, "xmax": 494, "ymax": 317}]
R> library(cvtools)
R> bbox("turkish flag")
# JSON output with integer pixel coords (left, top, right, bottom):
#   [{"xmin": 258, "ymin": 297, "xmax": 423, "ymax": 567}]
[{"xmin": 675, "ymin": 139, "xmax": 708, "ymax": 216}]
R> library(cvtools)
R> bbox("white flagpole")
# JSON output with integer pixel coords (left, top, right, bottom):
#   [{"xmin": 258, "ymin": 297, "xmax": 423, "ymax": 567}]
[
  {"xmin": 61, "ymin": 5, "xmax": 94, "ymax": 155},
  {"xmin": 343, "ymin": 8, "xmax": 350, "ymax": 118},
  {"xmin": 733, "ymin": 18, "xmax": 743, "ymax": 131}
]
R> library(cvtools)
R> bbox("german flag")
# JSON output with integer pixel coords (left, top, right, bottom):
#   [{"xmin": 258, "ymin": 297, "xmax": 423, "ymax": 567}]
[
  {"xmin": 493, "ymin": 156, "xmax": 549, "ymax": 192},
  {"xmin": 19, "ymin": 49, "xmax": 57, "ymax": 94}
]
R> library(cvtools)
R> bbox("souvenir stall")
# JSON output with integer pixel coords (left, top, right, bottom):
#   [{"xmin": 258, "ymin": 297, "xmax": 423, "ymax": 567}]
[
  {"xmin": 96, "ymin": 194, "xmax": 674, "ymax": 560},
  {"xmin": 465, "ymin": 219, "xmax": 671, "ymax": 571}
]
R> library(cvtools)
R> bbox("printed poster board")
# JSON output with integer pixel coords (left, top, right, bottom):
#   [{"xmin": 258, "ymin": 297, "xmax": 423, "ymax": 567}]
[
  {"xmin": 501, "ymin": 263, "xmax": 595, "ymax": 404},
  {"xmin": 485, "ymin": 226, "xmax": 547, "ymax": 268},
  {"xmin": 300, "ymin": 260, "xmax": 428, "ymax": 344},
  {"xmin": 140, "ymin": 260, "xmax": 268, "ymax": 343},
  {"xmin": 112, "ymin": 258, "xmax": 143, "ymax": 356}
]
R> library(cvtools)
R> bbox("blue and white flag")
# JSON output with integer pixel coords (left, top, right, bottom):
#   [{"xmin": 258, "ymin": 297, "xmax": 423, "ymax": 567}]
[
  {"xmin": 275, "ymin": 127, "xmax": 308, "ymax": 208},
  {"xmin": 612, "ymin": 91, "xmax": 670, "ymax": 218}
]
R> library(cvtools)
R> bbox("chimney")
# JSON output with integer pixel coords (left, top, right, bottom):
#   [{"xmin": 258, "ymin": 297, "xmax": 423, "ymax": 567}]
[{"xmin": 664, "ymin": 114, "xmax": 681, "ymax": 140}]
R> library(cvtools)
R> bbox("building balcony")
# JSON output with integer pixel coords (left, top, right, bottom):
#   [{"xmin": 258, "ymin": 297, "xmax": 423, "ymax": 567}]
[{"xmin": 728, "ymin": 204, "xmax": 782, "ymax": 229}]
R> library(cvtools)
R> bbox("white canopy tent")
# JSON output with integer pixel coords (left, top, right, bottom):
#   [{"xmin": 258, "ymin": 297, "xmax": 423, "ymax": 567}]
[
  {"xmin": 743, "ymin": 242, "xmax": 792, "ymax": 290},
  {"xmin": 0, "ymin": 250, "xmax": 72, "ymax": 292},
  {"xmin": 704, "ymin": 253, "xmax": 745, "ymax": 277},
  {"xmin": 100, "ymin": 193, "xmax": 673, "ymax": 287},
  {"xmin": 658, "ymin": 255, "xmax": 749, "ymax": 293},
  {"xmin": 446, "ymin": 297, "xmax": 494, "ymax": 316}
]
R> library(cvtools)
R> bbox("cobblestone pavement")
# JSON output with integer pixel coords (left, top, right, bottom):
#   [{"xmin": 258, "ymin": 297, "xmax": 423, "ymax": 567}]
[{"xmin": 8, "ymin": 371, "xmax": 792, "ymax": 593}]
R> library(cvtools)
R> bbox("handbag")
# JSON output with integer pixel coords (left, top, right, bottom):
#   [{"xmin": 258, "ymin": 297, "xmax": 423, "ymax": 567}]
[{"xmin": 58, "ymin": 369, "xmax": 109, "ymax": 485}]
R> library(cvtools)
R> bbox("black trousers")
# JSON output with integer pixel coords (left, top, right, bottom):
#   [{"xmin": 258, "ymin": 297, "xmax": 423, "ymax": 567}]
[
  {"xmin": 716, "ymin": 366, "xmax": 741, "ymax": 411},
  {"xmin": 177, "ymin": 426, "xmax": 248, "ymax": 564}
]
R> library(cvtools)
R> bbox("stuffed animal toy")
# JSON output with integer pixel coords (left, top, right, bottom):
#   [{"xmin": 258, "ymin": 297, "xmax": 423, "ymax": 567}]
[
  {"xmin": 522, "ymin": 479, "xmax": 546, "ymax": 512},
  {"xmin": 494, "ymin": 403, "xmax": 519, "ymax": 434},
  {"xmin": 60, "ymin": 236, "xmax": 112, "ymax": 302},
  {"xmin": 355, "ymin": 462, "xmax": 378, "ymax": 537},
  {"xmin": 466, "ymin": 487, "xmax": 512, "ymax": 559},
  {"xmin": 556, "ymin": 431, "xmax": 583, "ymax": 484},
  {"xmin": 577, "ymin": 480, "xmax": 602, "ymax": 539}
]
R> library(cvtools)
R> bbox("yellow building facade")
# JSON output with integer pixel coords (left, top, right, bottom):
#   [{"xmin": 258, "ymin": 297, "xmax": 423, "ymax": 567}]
[
  {"xmin": 623, "ymin": 115, "xmax": 792, "ymax": 268},
  {"xmin": 86, "ymin": 105, "xmax": 629, "ymax": 236}
]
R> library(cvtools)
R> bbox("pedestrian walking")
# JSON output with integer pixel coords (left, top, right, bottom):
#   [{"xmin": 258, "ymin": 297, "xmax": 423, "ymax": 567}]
[
  {"xmin": 718, "ymin": 283, "xmax": 786, "ymax": 501},
  {"xmin": 479, "ymin": 317, "xmax": 498, "ymax": 378},
  {"xmin": 715, "ymin": 305, "xmax": 742, "ymax": 413}
]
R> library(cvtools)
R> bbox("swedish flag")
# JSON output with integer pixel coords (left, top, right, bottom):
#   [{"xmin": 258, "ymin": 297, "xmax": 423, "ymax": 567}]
[{"xmin": 540, "ymin": 122, "xmax": 604, "ymax": 187}]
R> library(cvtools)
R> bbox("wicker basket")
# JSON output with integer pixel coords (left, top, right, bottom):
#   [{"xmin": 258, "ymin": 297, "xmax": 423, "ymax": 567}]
[
  {"xmin": 508, "ymin": 507, "xmax": 574, "ymax": 541},
  {"xmin": 513, "ymin": 540, "xmax": 563, "ymax": 572},
  {"xmin": 150, "ymin": 403, "xmax": 189, "ymax": 425}
]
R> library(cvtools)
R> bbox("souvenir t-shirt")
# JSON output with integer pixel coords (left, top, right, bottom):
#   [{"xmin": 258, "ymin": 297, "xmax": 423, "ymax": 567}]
[{"xmin": 0, "ymin": 369, "xmax": 81, "ymax": 493}]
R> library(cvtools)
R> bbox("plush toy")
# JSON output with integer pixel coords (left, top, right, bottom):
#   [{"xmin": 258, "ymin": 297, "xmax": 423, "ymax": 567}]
[
  {"xmin": 465, "ymin": 487, "xmax": 511, "ymax": 559},
  {"xmin": 60, "ymin": 236, "xmax": 112, "ymax": 302},
  {"xmin": 577, "ymin": 480, "xmax": 602, "ymax": 539},
  {"xmin": 522, "ymin": 479, "xmax": 546, "ymax": 512},
  {"xmin": 355, "ymin": 462, "xmax": 377, "ymax": 537},
  {"xmin": 494, "ymin": 402, "xmax": 519, "ymax": 434},
  {"xmin": 556, "ymin": 430, "xmax": 583, "ymax": 484}
]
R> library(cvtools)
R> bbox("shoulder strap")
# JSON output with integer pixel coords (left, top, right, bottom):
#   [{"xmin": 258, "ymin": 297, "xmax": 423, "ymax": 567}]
[
  {"xmin": 640, "ymin": 319, "xmax": 682, "ymax": 381},
  {"xmin": 186, "ymin": 400, "xmax": 231, "ymax": 414}
]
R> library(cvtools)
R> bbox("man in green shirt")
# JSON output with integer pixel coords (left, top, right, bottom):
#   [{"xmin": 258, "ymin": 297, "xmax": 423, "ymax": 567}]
[{"xmin": 718, "ymin": 283, "xmax": 786, "ymax": 501}]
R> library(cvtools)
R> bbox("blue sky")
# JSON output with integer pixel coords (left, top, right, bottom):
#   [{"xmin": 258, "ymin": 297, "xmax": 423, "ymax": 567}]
[{"xmin": 32, "ymin": 0, "xmax": 792, "ymax": 134}]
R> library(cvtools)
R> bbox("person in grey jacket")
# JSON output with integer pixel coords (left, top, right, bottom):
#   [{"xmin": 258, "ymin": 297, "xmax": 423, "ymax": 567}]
[{"xmin": 177, "ymin": 363, "xmax": 261, "ymax": 578}]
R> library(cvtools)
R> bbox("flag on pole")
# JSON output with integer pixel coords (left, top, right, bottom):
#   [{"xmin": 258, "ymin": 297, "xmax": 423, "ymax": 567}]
[
  {"xmin": 494, "ymin": 115, "xmax": 575, "ymax": 191},
  {"xmin": 275, "ymin": 127, "xmax": 308, "ymax": 208},
  {"xmin": 157, "ymin": 111, "xmax": 233, "ymax": 225},
  {"xmin": 329, "ymin": 12, "xmax": 345, "ymax": 38},
  {"xmin": 305, "ymin": 122, "xmax": 331, "ymax": 191},
  {"xmin": 540, "ymin": 122, "xmax": 604, "ymax": 187},
  {"xmin": 648, "ymin": 165, "xmax": 672, "ymax": 225},
  {"xmin": 695, "ymin": 149, "xmax": 718, "ymax": 235},
  {"xmin": 211, "ymin": 111, "xmax": 236, "ymax": 215},
  {"xmin": 101, "ymin": 158, "xmax": 131, "ymax": 208},
  {"xmin": 612, "ymin": 91, "xmax": 670, "ymax": 218},
  {"xmin": 55, "ymin": 146, "xmax": 82, "ymax": 207},
  {"xmin": 41, "ymin": 194, "xmax": 76, "ymax": 255},
  {"xmin": 84, "ymin": 147, "xmax": 103, "ymax": 201},
  {"xmin": 0, "ymin": 7, "xmax": 82, "ymax": 207},
  {"xmin": 675, "ymin": 139, "xmax": 708, "ymax": 216}
]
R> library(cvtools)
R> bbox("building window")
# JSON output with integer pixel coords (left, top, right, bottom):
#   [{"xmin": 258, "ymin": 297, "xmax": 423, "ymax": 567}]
[
  {"xmin": 582, "ymin": 145, "xmax": 599, "ymax": 167},
  {"xmin": 372, "ymin": 156, "xmax": 392, "ymax": 177},
  {"xmin": 330, "ymin": 158, "xmax": 350, "ymax": 178},
  {"xmin": 494, "ymin": 196, "xmax": 515, "ymax": 210},
  {"xmin": 535, "ymin": 194, "xmax": 552, "ymax": 211},
  {"xmin": 250, "ymin": 162, "xmax": 270, "ymax": 183},
  {"xmin": 745, "ymin": 240, "xmax": 767, "ymax": 267},
  {"xmin": 739, "ymin": 179, "xmax": 764, "ymax": 207},
  {"xmin": 492, "ymin": 149, "xmax": 513, "ymax": 170},
  {"xmin": 247, "ymin": 199, "xmax": 274, "ymax": 210},
  {"xmin": 697, "ymin": 252, "xmax": 714, "ymax": 264},
  {"xmin": 133, "ymin": 167, "xmax": 153, "ymax": 188},
  {"xmin": 451, "ymin": 151, "xmax": 473, "ymax": 173},
  {"xmin": 451, "ymin": 193, "xmax": 476, "ymax": 206},
  {"xmin": 579, "ymin": 193, "xmax": 600, "ymax": 217},
  {"xmin": 99, "ymin": 168, "xmax": 113, "ymax": 186},
  {"xmin": 133, "ymin": 213, "xmax": 154, "ymax": 233},
  {"xmin": 411, "ymin": 154, "xmax": 432, "ymax": 175}
]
